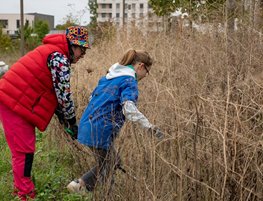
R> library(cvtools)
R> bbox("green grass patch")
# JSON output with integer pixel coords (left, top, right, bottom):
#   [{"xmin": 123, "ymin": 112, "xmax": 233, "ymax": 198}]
[{"xmin": 0, "ymin": 129, "xmax": 92, "ymax": 201}]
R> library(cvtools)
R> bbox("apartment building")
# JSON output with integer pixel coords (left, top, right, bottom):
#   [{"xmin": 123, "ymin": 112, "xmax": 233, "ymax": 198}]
[
  {"xmin": 0, "ymin": 13, "xmax": 54, "ymax": 36},
  {"xmin": 97, "ymin": 0, "xmax": 161, "ymax": 31}
]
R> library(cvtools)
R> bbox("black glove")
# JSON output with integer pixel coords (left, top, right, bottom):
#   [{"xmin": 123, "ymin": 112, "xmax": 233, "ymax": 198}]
[
  {"xmin": 149, "ymin": 126, "xmax": 164, "ymax": 140},
  {"xmin": 55, "ymin": 107, "xmax": 78, "ymax": 140},
  {"xmin": 63, "ymin": 117, "xmax": 78, "ymax": 140},
  {"xmin": 64, "ymin": 122, "xmax": 78, "ymax": 140}
]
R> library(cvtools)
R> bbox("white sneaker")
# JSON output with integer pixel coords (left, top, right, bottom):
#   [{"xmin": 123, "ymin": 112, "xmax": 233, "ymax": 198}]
[{"xmin": 67, "ymin": 179, "xmax": 87, "ymax": 195}]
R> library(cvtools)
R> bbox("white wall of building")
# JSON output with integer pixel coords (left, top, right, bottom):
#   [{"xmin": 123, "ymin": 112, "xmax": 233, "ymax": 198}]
[{"xmin": 0, "ymin": 14, "xmax": 34, "ymax": 35}]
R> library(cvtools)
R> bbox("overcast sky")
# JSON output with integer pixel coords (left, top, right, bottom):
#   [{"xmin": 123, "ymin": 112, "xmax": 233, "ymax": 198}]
[{"xmin": 0, "ymin": 0, "xmax": 90, "ymax": 26}]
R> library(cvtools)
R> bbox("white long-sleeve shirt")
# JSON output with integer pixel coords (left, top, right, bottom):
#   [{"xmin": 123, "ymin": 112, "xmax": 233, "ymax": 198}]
[{"xmin": 122, "ymin": 100, "xmax": 153, "ymax": 129}]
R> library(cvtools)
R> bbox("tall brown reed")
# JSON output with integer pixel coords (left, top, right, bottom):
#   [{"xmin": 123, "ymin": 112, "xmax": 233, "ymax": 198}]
[{"xmin": 50, "ymin": 25, "xmax": 263, "ymax": 201}]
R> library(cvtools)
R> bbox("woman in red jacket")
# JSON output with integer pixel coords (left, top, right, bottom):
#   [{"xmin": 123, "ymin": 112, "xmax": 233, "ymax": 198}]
[{"xmin": 0, "ymin": 26, "xmax": 89, "ymax": 201}]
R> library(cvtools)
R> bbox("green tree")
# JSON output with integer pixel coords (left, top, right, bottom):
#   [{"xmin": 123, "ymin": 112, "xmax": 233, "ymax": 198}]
[
  {"xmin": 149, "ymin": 0, "xmax": 227, "ymax": 32},
  {"xmin": 194, "ymin": 0, "xmax": 225, "ymax": 21},
  {"xmin": 23, "ymin": 20, "xmax": 34, "ymax": 40},
  {"xmin": 88, "ymin": 0, "xmax": 98, "ymax": 27},
  {"xmin": 34, "ymin": 20, "xmax": 49, "ymax": 40},
  {"xmin": 149, "ymin": 0, "xmax": 179, "ymax": 17},
  {"xmin": 18, "ymin": 20, "xmax": 49, "ymax": 50},
  {"xmin": 149, "ymin": 0, "xmax": 183, "ymax": 32}
]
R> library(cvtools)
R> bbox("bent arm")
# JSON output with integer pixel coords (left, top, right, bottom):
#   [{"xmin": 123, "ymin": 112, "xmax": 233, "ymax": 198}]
[
  {"xmin": 47, "ymin": 52, "xmax": 76, "ymax": 124},
  {"xmin": 122, "ymin": 100, "xmax": 153, "ymax": 129}
]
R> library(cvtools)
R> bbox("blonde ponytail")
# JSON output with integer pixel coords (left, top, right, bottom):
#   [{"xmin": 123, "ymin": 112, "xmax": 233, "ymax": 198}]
[
  {"xmin": 119, "ymin": 49, "xmax": 136, "ymax": 66},
  {"xmin": 119, "ymin": 49, "xmax": 153, "ymax": 67}
]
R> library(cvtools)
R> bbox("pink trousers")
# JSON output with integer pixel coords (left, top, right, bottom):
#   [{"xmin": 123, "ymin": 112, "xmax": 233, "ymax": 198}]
[{"xmin": 0, "ymin": 103, "xmax": 36, "ymax": 200}]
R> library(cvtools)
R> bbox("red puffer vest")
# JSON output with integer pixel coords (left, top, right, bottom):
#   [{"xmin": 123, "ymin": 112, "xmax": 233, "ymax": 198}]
[{"xmin": 0, "ymin": 34, "xmax": 70, "ymax": 131}]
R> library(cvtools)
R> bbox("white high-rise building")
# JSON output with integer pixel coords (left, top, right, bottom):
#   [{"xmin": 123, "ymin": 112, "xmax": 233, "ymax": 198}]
[
  {"xmin": 97, "ymin": 0, "xmax": 160, "ymax": 29},
  {"xmin": 97, "ymin": 0, "xmax": 149, "ymax": 24}
]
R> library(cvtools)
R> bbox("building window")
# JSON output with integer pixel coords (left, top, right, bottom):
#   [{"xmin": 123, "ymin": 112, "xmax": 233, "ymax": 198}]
[
  {"xmin": 0, "ymin": 20, "xmax": 8, "ymax": 28},
  {"xmin": 16, "ymin": 20, "xmax": 20, "ymax": 28},
  {"xmin": 109, "ymin": 4, "xmax": 112, "ymax": 9},
  {"xmin": 124, "ymin": 13, "xmax": 128, "ymax": 18},
  {"xmin": 102, "ymin": 4, "xmax": 107, "ymax": 9},
  {"xmin": 109, "ymin": 13, "xmax": 112, "ymax": 18},
  {"xmin": 116, "ymin": 3, "xmax": 120, "ymax": 9},
  {"xmin": 140, "ymin": 4, "xmax": 144, "ymax": 9},
  {"xmin": 139, "ymin": 13, "xmax": 144, "ymax": 18},
  {"xmin": 132, "ymin": 13, "xmax": 136, "ymax": 18},
  {"xmin": 116, "ymin": 13, "xmax": 120, "ymax": 18},
  {"xmin": 101, "ymin": 13, "xmax": 106, "ymax": 18}
]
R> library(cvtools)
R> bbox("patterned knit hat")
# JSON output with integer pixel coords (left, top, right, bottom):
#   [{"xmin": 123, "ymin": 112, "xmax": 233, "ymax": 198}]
[{"xmin": 66, "ymin": 26, "xmax": 89, "ymax": 48}]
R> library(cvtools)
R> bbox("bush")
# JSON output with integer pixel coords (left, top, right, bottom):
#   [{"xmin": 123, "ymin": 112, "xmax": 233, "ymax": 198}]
[
  {"xmin": 17, "ymin": 20, "xmax": 50, "ymax": 51},
  {"xmin": 0, "ymin": 27, "xmax": 14, "ymax": 53}
]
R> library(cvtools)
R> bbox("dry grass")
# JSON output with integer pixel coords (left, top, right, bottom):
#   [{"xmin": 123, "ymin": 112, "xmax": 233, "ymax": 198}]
[{"xmin": 53, "ymin": 27, "xmax": 263, "ymax": 201}]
